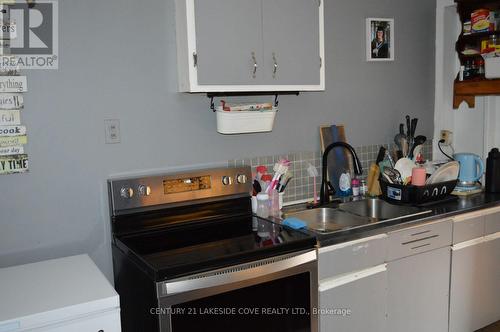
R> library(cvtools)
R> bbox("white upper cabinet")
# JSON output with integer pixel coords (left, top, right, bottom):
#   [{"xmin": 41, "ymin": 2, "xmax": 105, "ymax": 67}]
[{"xmin": 175, "ymin": 0, "xmax": 325, "ymax": 92}]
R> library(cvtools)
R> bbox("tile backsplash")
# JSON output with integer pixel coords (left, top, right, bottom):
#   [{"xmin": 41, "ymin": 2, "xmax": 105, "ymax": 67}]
[{"xmin": 228, "ymin": 141, "xmax": 433, "ymax": 204}]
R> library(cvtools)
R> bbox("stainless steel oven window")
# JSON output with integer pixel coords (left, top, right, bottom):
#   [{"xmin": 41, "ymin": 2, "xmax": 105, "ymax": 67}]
[{"xmin": 155, "ymin": 250, "xmax": 318, "ymax": 332}]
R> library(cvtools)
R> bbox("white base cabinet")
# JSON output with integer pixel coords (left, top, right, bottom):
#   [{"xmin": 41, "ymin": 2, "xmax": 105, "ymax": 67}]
[
  {"xmin": 449, "ymin": 232, "xmax": 500, "ymax": 332},
  {"xmin": 386, "ymin": 219, "xmax": 452, "ymax": 332},
  {"xmin": 386, "ymin": 246, "xmax": 451, "ymax": 332},
  {"xmin": 319, "ymin": 265, "xmax": 387, "ymax": 332}
]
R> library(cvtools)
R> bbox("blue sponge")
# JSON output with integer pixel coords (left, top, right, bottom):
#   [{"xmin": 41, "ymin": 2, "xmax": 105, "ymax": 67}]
[{"xmin": 282, "ymin": 217, "xmax": 307, "ymax": 230}]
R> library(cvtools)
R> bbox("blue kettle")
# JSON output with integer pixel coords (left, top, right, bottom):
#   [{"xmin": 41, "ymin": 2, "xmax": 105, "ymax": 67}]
[{"xmin": 453, "ymin": 153, "xmax": 485, "ymax": 183}]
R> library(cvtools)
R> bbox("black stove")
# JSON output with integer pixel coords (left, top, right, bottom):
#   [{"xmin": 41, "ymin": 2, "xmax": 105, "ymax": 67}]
[
  {"xmin": 113, "ymin": 199, "xmax": 314, "ymax": 281},
  {"xmin": 109, "ymin": 167, "xmax": 318, "ymax": 332}
]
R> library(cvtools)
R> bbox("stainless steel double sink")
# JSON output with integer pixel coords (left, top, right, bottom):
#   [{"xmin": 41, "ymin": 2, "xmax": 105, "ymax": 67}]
[{"xmin": 286, "ymin": 198, "xmax": 432, "ymax": 234}]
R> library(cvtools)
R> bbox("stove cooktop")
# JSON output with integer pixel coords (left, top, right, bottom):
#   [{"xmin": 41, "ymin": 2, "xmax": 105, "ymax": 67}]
[{"xmin": 114, "ymin": 215, "xmax": 316, "ymax": 281}]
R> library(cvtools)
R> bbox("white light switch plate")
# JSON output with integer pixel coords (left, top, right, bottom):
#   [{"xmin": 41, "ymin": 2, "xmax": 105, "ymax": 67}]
[{"xmin": 104, "ymin": 119, "xmax": 121, "ymax": 144}]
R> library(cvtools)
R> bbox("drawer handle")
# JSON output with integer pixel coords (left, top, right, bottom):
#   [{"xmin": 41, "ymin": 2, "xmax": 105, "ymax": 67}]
[
  {"xmin": 411, "ymin": 230, "xmax": 431, "ymax": 236},
  {"xmin": 411, "ymin": 243, "xmax": 431, "ymax": 250},
  {"xmin": 402, "ymin": 234, "xmax": 438, "ymax": 245}
]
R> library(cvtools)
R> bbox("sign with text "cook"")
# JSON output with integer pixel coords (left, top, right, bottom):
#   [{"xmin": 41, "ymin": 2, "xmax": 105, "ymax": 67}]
[
  {"xmin": 0, "ymin": 125, "xmax": 26, "ymax": 136},
  {"xmin": 0, "ymin": 153, "xmax": 28, "ymax": 174}
]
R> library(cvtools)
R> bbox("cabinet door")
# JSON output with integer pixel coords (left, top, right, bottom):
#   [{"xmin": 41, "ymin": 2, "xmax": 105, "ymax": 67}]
[
  {"xmin": 262, "ymin": 0, "xmax": 321, "ymax": 85},
  {"xmin": 319, "ymin": 265, "xmax": 387, "ymax": 332},
  {"xmin": 194, "ymin": 0, "xmax": 263, "ymax": 85},
  {"xmin": 387, "ymin": 247, "xmax": 450, "ymax": 332},
  {"xmin": 482, "ymin": 233, "xmax": 500, "ymax": 327},
  {"xmin": 449, "ymin": 239, "xmax": 485, "ymax": 332}
]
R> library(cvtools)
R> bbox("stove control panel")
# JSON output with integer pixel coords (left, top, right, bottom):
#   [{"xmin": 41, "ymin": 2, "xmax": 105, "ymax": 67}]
[{"xmin": 109, "ymin": 166, "xmax": 252, "ymax": 214}]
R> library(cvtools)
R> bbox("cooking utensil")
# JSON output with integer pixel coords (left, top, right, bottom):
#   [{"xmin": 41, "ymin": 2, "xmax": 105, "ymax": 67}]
[
  {"xmin": 409, "ymin": 135, "xmax": 426, "ymax": 159},
  {"xmin": 406, "ymin": 115, "xmax": 411, "ymax": 138},
  {"xmin": 383, "ymin": 167, "xmax": 403, "ymax": 184},
  {"xmin": 376, "ymin": 146, "xmax": 386, "ymax": 165},
  {"xmin": 401, "ymin": 137, "xmax": 409, "ymax": 157},
  {"xmin": 411, "ymin": 145, "xmax": 423, "ymax": 162},
  {"xmin": 399, "ymin": 123, "xmax": 405, "ymax": 135},
  {"xmin": 410, "ymin": 118, "xmax": 418, "ymax": 138},
  {"xmin": 267, "ymin": 159, "xmax": 291, "ymax": 193}
]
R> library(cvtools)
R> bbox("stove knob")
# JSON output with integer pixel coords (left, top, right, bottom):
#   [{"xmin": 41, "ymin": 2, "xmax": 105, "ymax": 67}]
[
  {"xmin": 138, "ymin": 185, "xmax": 151, "ymax": 196},
  {"xmin": 236, "ymin": 174, "xmax": 247, "ymax": 184},
  {"xmin": 120, "ymin": 187, "xmax": 134, "ymax": 199},
  {"xmin": 222, "ymin": 176, "xmax": 232, "ymax": 186}
]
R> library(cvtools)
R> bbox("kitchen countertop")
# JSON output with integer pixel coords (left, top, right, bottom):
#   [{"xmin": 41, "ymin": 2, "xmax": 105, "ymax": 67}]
[{"xmin": 277, "ymin": 192, "xmax": 500, "ymax": 247}]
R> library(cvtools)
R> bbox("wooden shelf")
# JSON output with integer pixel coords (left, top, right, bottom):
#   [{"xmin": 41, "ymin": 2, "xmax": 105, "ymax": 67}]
[{"xmin": 453, "ymin": 78, "xmax": 500, "ymax": 108}]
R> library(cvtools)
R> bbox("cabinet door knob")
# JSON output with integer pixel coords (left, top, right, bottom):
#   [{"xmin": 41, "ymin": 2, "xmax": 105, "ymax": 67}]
[
  {"xmin": 272, "ymin": 52, "xmax": 278, "ymax": 78},
  {"xmin": 252, "ymin": 51, "xmax": 258, "ymax": 78}
]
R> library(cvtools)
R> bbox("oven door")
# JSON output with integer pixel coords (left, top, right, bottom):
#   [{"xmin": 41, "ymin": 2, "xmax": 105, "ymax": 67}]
[{"xmin": 156, "ymin": 250, "xmax": 318, "ymax": 332}]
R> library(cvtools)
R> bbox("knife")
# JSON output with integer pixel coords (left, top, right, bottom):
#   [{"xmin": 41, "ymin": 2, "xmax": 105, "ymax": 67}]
[
  {"xmin": 406, "ymin": 115, "xmax": 411, "ymax": 138},
  {"xmin": 410, "ymin": 118, "xmax": 418, "ymax": 139}
]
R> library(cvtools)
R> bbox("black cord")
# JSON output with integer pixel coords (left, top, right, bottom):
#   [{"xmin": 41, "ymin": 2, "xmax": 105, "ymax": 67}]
[{"xmin": 438, "ymin": 139, "xmax": 454, "ymax": 160}]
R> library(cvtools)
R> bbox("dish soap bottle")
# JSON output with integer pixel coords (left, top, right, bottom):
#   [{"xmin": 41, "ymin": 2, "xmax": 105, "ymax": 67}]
[{"xmin": 338, "ymin": 170, "xmax": 352, "ymax": 197}]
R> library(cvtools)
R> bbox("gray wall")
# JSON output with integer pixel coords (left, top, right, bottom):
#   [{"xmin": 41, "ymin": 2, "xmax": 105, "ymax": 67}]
[{"xmin": 0, "ymin": 0, "xmax": 436, "ymax": 279}]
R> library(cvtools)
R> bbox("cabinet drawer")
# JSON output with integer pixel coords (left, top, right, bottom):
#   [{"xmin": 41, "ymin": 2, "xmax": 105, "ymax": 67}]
[
  {"xmin": 485, "ymin": 212, "xmax": 500, "ymax": 235},
  {"xmin": 453, "ymin": 214, "xmax": 485, "ymax": 244},
  {"xmin": 318, "ymin": 234, "xmax": 387, "ymax": 280},
  {"xmin": 388, "ymin": 220, "xmax": 452, "ymax": 261}
]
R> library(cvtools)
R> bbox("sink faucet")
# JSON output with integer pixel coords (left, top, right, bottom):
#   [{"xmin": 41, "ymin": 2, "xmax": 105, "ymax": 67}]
[{"xmin": 320, "ymin": 142, "xmax": 363, "ymax": 205}]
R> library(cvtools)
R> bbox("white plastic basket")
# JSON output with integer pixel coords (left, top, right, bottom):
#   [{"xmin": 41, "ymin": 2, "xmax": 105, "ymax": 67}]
[
  {"xmin": 215, "ymin": 107, "xmax": 277, "ymax": 134},
  {"xmin": 484, "ymin": 56, "xmax": 500, "ymax": 79}
]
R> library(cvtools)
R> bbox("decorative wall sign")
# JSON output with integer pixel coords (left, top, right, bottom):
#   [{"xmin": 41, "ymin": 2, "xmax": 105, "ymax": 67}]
[
  {"xmin": 0, "ymin": 76, "xmax": 27, "ymax": 92},
  {"xmin": 0, "ymin": 3, "xmax": 28, "ymax": 175},
  {"xmin": 0, "ymin": 109, "xmax": 20, "ymax": 125},
  {"xmin": 0, "ymin": 56, "xmax": 20, "ymax": 75},
  {"xmin": 0, "ymin": 153, "xmax": 28, "ymax": 174},
  {"xmin": 0, "ymin": 125, "xmax": 26, "ymax": 136},
  {"xmin": 0, "ymin": 145, "xmax": 23, "ymax": 155},
  {"xmin": 0, "ymin": 135, "xmax": 27, "ymax": 147},
  {"xmin": 0, "ymin": 94, "xmax": 23, "ymax": 109}
]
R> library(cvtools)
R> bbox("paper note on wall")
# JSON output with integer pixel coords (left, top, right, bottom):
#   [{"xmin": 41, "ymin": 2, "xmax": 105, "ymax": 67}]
[
  {"xmin": 0, "ymin": 76, "xmax": 27, "ymax": 92},
  {"xmin": 0, "ymin": 125, "xmax": 26, "ymax": 136},
  {"xmin": 0, "ymin": 95, "xmax": 23, "ymax": 109},
  {"xmin": 0, "ymin": 154, "xmax": 28, "ymax": 174},
  {"xmin": 0, "ymin": 146, "xmax": 23, "ymax": 156},
  {"xmin": 0, "ymin": 135, "xmax": 27, "ymax": 147},
  {"xmin": 0, "ymin": 110, "xmax": 20, "ymax": 125}
]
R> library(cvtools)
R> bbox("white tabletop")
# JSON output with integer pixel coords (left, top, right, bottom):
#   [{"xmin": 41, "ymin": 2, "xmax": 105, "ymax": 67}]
[{"xmin": 0, "ymin": 254, "xmax": 119, "ymax": 329}]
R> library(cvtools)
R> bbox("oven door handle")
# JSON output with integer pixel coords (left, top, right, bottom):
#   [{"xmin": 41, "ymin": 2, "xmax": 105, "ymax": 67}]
[{"xmin": 157, "ymin": 250, "xmax": 316, "ymax": 297}]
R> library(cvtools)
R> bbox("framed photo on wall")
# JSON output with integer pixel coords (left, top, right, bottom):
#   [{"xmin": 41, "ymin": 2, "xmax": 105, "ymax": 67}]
[{"xmin": 366, "ymin": 18, "xmax": 394, "ymax": 61}]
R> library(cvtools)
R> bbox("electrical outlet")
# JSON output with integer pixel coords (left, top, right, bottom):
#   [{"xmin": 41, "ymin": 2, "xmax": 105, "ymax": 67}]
[
  {"xmin": 105, "ymin": 119, "xmax": 121, "ymax": 144},
  {"xmin": 440, "ymin": 130, "xmax": 453, "ymax": 146}
]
